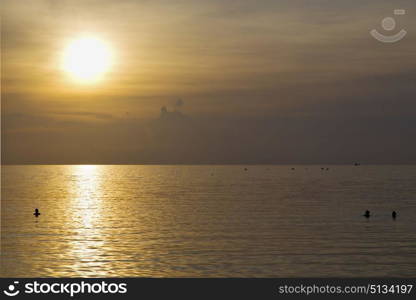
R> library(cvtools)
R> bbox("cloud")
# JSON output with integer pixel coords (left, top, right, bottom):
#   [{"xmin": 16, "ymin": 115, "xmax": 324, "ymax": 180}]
[
  {"xmin": 3, "ymin": 104, "xmax": 416, "ymax": 164},
  {"xmin": 51, "ymin": 111, "xmax": 114, "ymax": 120},
  {"xmin": 175, "ymin": 98, "xmax": 184, "ymax": 108},
  {"xmin": 2, "ymin": 0, "xmax": 416, "ymax": 164}
]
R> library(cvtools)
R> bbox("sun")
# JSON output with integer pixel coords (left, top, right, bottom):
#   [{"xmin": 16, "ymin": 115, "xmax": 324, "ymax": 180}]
[{"xmin": 62, "ymin": 37, "xmax": 112, "ymax": 83}]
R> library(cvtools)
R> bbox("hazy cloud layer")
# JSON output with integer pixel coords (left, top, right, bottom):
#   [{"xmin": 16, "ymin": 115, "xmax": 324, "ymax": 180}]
[{"xmin": 2, "ymin": 0, "xmax": 416, "ymax": 163}]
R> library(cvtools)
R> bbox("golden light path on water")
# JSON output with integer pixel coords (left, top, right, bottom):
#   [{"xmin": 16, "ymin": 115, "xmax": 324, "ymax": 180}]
[
  {"xmin": 67, "ymin": 165, "xmax": 106, "ymax": 276},
  {"xmin": 61, "ymin": 165, "xmax": 159, "ymax": 277}
]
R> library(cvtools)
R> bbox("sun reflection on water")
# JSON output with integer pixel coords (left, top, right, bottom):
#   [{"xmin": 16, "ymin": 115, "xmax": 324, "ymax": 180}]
[{"xmin": 67, "ymin": 165, "xmax": 108, "ymax": 276}]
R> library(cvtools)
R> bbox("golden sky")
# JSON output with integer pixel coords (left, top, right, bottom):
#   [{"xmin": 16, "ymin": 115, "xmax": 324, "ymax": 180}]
[{"xmin": 2, "ymin": 0, "xmax": 416, "ymax": 164}]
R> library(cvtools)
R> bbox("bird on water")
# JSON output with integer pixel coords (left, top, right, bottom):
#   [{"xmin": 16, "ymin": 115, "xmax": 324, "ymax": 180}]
[
  {"xmin": 363, "ymin": 210, "xmax": 370, "ymax": 218},
  {"xmin": 33, "ymin": 208, "xmax": 41, "ymax": 217},
  {"xmin": 392, "ymin": 211, "xmax": 397, "ymax": 219}
]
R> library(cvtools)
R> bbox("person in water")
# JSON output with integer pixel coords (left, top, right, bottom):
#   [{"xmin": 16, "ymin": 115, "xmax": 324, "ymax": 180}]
[
  {"xmin": 363, "ymin": 210, "xmax": 370, "ymax": 218},
  {"xmin": 33, "ymin": 208, "xmax": 41, "ymax": 217},
  {"xmin": 392, "ymin": 211, "xmax": 397, "ymax": 219}
]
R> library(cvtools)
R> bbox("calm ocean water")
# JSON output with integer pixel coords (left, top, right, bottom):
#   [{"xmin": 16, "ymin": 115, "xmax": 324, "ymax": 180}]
[{"xmin": 1, "ymin": 165, "xmax": 416, "ymax": 277}]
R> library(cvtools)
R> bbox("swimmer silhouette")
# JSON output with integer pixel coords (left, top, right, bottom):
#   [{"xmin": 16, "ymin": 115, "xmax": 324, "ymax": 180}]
[
  {"xmin": 363, "ymin": 210, "xmax": 370, "ymax": 218},
  {"xmin": 392, "ymin": 211, "xmax": 397, "ymax": 219},
  {"xmin": 33, "ymin": 208, "xmax": 41, "ymax": 217}
]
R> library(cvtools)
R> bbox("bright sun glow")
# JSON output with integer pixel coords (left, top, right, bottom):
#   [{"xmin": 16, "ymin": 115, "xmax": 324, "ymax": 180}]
[{"xmin": 62, "ymin": 37, "xmax": 112, "ymax": 83}]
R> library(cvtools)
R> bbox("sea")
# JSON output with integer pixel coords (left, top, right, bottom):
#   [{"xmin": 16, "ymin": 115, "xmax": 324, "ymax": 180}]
[{"xmin": 1, "ymin": 165, "xmax": 415, "ymax": 277}]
